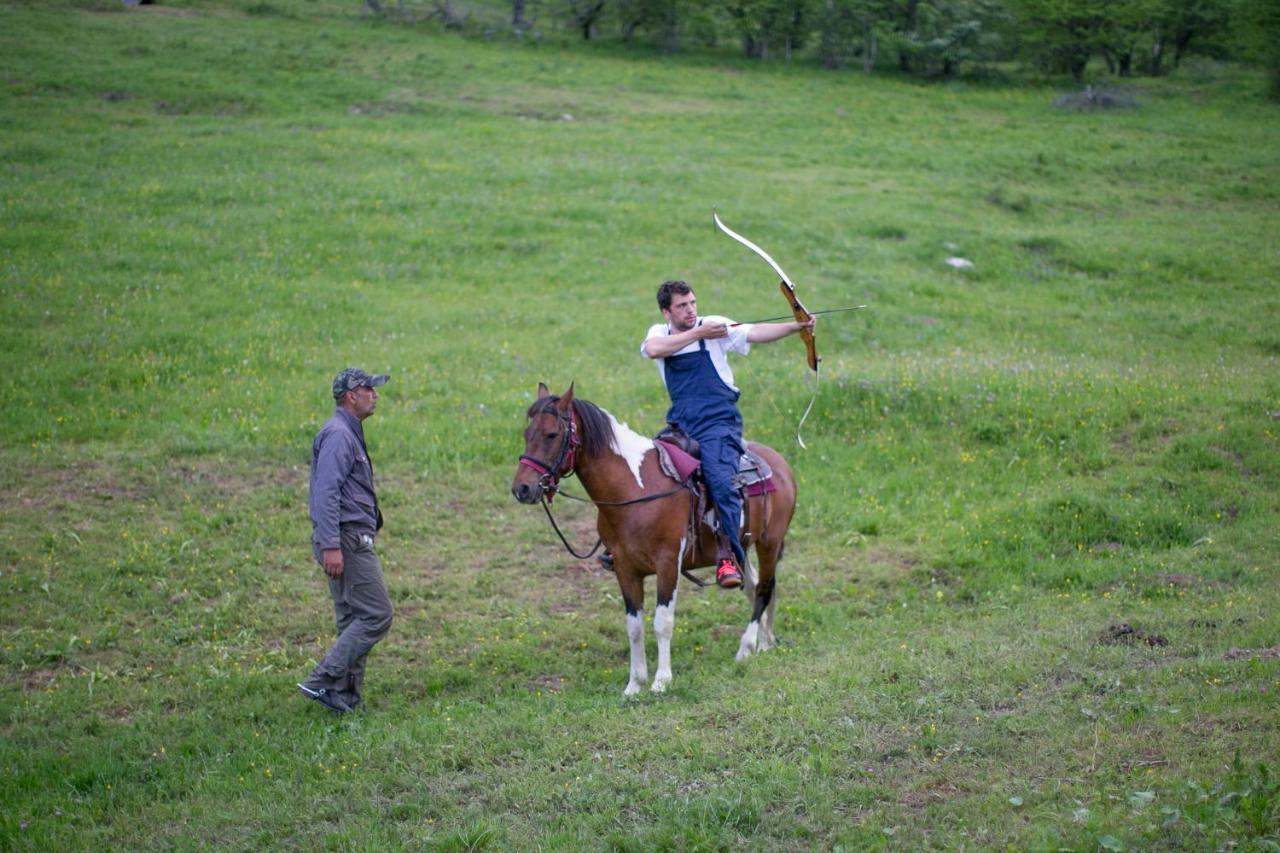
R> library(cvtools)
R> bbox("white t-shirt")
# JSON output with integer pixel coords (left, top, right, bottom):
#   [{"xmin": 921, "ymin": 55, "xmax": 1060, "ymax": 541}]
[{"xmin": 641, "ymin": 316, "xmax": 753, "ymax": 393}]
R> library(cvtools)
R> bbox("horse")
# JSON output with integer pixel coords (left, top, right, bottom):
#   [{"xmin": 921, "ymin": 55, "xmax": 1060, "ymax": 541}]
[{"xmin": 511, "ymin": 382, "xmax": 797, "ymax": 696}]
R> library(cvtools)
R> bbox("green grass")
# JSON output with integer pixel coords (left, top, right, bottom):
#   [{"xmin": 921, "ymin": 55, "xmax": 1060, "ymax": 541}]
[{"xmin": 2, "ymin": 1, "xmax": 1279, "ymax": 848}]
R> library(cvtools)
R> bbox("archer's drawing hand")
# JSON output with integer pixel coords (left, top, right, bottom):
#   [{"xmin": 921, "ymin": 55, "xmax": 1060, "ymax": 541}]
[
  {"xmin": 322, "ymin": 548, "xmax": 344, "ymax": 578},
  {"xmin": 699, "ymin": 321, "xmax": 729, "ymax": 340}
]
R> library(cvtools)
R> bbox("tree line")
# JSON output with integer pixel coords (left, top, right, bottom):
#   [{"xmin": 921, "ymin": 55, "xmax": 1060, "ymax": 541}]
[{"xmin": 399, "ymin": 0, "xmax": 1280, "ymax": 98}]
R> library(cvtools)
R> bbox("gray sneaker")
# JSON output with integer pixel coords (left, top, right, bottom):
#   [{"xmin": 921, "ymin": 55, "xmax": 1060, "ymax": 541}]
[{"xmin": 298, "ymin": 683, "xmax": 352, "ymax": 714}]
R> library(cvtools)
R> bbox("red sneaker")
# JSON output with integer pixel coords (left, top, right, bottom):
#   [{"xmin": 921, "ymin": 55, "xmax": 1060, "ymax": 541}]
[{"xmin": 715, "ymin": 559, "xmax": 742, "ymax": 589}]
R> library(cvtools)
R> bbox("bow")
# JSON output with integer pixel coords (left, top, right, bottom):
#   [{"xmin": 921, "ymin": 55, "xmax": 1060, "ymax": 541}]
[{"xmin": 713, "ymin": 211, "xmax": 819, "ymax": 448}]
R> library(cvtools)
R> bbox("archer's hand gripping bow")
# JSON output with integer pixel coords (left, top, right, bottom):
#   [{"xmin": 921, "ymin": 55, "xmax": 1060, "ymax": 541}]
[{"xmin": 713, "ymin": 211, "xmax": 819, "ymax": 448}]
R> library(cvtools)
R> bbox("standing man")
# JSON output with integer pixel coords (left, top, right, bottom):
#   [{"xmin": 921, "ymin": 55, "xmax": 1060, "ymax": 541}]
[
  {"xmin": 298, "ymin": 368, "xmax": 393, "ymax": 714},
  {"xmin": 642, "ymin": 280, "xmax": 814, "ymax": 588}
]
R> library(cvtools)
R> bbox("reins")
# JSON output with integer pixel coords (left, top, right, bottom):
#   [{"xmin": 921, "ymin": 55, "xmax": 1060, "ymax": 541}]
[
  {"xmin": 538, "ymin": 480, "xmax": 691, "ymax": 561},
  {"xmin": 537, "ymin": 493, "xmax": 603, "ymax": 559},
  {"xmin": 552, "ymin": 484, "xmax": 689, "ymax": 507}
]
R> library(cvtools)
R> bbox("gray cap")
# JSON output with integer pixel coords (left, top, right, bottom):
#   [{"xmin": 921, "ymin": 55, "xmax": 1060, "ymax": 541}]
[{"xmin": 332, "ymin": 367, "xmax": 389, "ymax": 400}]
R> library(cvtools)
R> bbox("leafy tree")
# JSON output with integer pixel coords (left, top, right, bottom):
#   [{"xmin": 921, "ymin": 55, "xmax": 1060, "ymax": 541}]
[
  {"xmin": 567, "ymin": 0, "xmax": 607, "ymax": 38},
  {"xmin": 1156, "ymin": 0, "xmax": 1230, "ymax": 72},
  {"xmin": 1093, "ymin": 0, "xmax": 1230, "ymax": 76},
  {"xmin": 888, "ymin": 0, "xmax": 1012, "ymax": 77},
  {"xmin": 817, "ymin": 0, "xmax": 894, "ymax": 71},
  {"xmin": 1012, "ymin": 0, "xmax": 1109, "ymax": 81},
  {"xmin": 617, "ymin": 0, "xmax": 695, "ymax": 49},
  {"xmin": 1012, "ymin": 0, "xmax": 1232, "ymax": 80},
  {"xmin": 721, "ymin": 0, "xmax": 814, "ymax": 60},
  {"xmin": 1232, "ymin": 0, "xmax": 1280, "ymax": 99},
  {"xmin": 1093, "ymin": 0, "xmax": 1157, "ymax": 75}
]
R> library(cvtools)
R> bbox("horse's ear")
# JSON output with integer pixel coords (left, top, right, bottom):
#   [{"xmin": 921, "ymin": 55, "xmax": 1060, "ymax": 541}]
[
  {"xmin": 537, "ymin": 382, "xmax": 550, "ymax": 399},
  {"xmin": 561, "ymin": 382, "xmax": 575, "ymax": 407}
]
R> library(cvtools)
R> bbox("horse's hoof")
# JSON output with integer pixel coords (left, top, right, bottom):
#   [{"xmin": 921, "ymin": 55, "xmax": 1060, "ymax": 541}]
[
  {"xmin": 651, "ymin": 674, "xmax": 671, "ymax": 692},
  {"xmin": 736, "ymin": 623, "xmax": 760, "ymax": 661},
  {"xmin": 624, "ymin": 681, "xmax": 642, "ymax": 697}
]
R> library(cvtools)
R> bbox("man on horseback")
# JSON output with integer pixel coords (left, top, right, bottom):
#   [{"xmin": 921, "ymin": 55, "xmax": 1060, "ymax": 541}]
[{"xmin": 641, "ymin": 280, "xmax": 814, "ymax": 588}]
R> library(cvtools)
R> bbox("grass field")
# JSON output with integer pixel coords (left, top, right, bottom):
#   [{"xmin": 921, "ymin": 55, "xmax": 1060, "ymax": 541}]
[{"xmin": 2, "ymin": 0, "xmax": 1279, "ymax": 848}]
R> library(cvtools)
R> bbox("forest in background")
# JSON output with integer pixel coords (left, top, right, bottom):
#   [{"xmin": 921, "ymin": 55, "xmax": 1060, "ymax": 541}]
[{"xmin": 344, "ymin": 0, "xmax": 1280, "ymax": 95}]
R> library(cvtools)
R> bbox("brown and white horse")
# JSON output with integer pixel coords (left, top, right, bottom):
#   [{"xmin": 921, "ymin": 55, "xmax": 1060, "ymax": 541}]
[{"xmin": 511, "ymin": 383, "xmax": 797, "ymax": 696}]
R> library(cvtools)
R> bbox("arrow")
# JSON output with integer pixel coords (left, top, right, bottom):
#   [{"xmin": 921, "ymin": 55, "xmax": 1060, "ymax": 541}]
[{"xmin": 730, "ymin": 305, "xmax": 867, "ymax": 327}]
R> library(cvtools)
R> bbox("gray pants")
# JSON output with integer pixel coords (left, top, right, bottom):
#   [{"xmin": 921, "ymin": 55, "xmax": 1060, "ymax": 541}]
[{"xmin": 303, "ymin": 526, "xmax": 393, "ymax": 708}]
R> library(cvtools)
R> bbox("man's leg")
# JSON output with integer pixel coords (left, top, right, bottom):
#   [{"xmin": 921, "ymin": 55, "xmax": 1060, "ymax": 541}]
[
  {"xmin": 302, "ymin": 529, "xmax": 393, "ymax": 708},
  {"xmin": 700, "ymin": 435, "xmax": 747, "ymax": 575}
]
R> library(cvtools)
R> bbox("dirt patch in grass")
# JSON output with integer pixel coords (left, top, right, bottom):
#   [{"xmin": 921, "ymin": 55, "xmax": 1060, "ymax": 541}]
[
  {"xmin": 899, "ymin": 775, "xmax": 963, "ymax": 813},
  {"xmin": 914, "ymin": 562, "xmax": 959, "ymax": 587},
  {"xmin": 8, "ymin": 454, "xmax": 302, "ymax": 523},
  {"xmin": 1156, "ymin": 572, "xmax": 1202, "ymax": 587},
  {"xmin": 1111, "ymin": 418, "xmax": 1181, "ymax": 456},
  {"xmin": 526, "ymin": 673, "xmax": 565, "ymax": 693},
  {"xmin": 10, "ymin": 461, "xmax": 151, "ymax": 513},
  {"xmin": 173, "ymin": 459, "xmax": 304, "ymax": 500},
  {"xmin": 862, "ymin": 548, "xmax": 919, "ymax": 571},
  {"xmin": 1099, "ymin": 623, "xmax": 1169, "ymax": 647},
  {"xmin": 104, "ymin": 705, "xmax": 134, "ymax": 723},
  {"xmin": 1206, "ymin": 445, "xmax": 1253, "ymax": 477},
  {"xmin": 710, "ymin": 622, "xmax": 744, "ymax": 641},
  {"xmin": 1187, "ymin": 616, "xmax": 1245, "ymax": 631},
  {"xmin": 1118, "ymin": 753, "xmax": 1171, "ymax": 772},
  {"xmin": 1107, "ymin": 571, "xmax": 1223, "ymax": 595},
  {"xmin": 545, "ymin": 562, "xmax": 611, "ymax": 615},
  {"xmin": 1222, "ymin": 644, "xmax": 1280, "ymax": 661},
  {"xmin": 21, "ymin": 668, "xmax": 61, "ymax": 691},
  {"xmin": 519, "ymin": 511, "xmax": 612, "ymax": 613}
]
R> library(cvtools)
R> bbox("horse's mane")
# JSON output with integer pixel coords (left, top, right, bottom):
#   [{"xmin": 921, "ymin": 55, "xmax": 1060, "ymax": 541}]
[{"xmin": 526, "ymin": 395, "xmax": 617, "ymax": 459}]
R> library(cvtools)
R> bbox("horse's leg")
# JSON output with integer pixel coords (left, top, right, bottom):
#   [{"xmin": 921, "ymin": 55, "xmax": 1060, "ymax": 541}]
[
  {"xmin": 651, "ymin": 537, "xmax": 684, "ymax": 693},
  {"xmin": 757, "ymin": 541, "xmax": 781, "ymax": 652},
  {"xmin": 737, "ymin": 515, "xmax": 780, "ymax": 662},
  {"xmin": 735, "ymin": 562, "xmax": 761, "ymax": 661},
  {"xmin": 616, "ymin": 569, "xmax": 648, "ymax": 697},
  {"xmin": 734, "ymin": 535, "xmax": 759, "ymax": 658},
  {"xmin": 740, "ymin": 543, "xmax": 758, "ymax": 593}
]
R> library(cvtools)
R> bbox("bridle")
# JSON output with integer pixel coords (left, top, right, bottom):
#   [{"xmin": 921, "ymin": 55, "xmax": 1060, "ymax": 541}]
[
  {"xmin": 518, "ymin": 403, "xmax": 580, "ymax": 502},
  {"xmin": 517, "ymin": 402, "xmax": 602, "ymax": 559}
]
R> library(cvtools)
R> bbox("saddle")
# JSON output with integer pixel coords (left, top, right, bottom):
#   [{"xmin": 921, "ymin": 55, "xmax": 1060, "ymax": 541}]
[{"xmin": 653, "ymin": 424, "xmax": 776, "ymax": 494}]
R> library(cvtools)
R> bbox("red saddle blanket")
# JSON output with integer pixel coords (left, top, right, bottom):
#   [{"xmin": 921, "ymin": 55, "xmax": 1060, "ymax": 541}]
[{"xmin": 654, "ymin": 439, "xmax": 700, "ymax": 483}]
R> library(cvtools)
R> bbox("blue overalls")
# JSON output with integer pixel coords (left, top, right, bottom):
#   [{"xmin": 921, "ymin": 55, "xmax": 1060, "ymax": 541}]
[{"xmin": 663, "ymin": 335, "xmax": 747, "ymax": 568}]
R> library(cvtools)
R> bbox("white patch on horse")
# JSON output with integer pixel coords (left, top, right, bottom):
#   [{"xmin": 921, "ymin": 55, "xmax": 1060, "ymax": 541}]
[
  {"xmin": 625, "ymin": 612, "xmax": 647, "ymax": 697},
  {"xmin": 736, "ymin": 620, "xmax": 759, "ymax": 662},
  {"xmin": 653, "ymin": 594, "xmax": 676, "ymax": 692},
  {"xmin": 602, "ymin": 409, "xmax": 652, "ymax": 490}
]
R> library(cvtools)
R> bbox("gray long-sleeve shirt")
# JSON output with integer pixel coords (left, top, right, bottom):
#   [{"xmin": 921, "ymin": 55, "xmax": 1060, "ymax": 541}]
[{"xmin": 309, "ymin": 408, "xmax": 380, "ymax": 549}]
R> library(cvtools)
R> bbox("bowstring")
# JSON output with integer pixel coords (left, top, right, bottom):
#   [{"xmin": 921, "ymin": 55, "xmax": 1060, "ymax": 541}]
[{"xmin": 796, "ymin": 358, "xmax": 818, "ymax": 450}]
